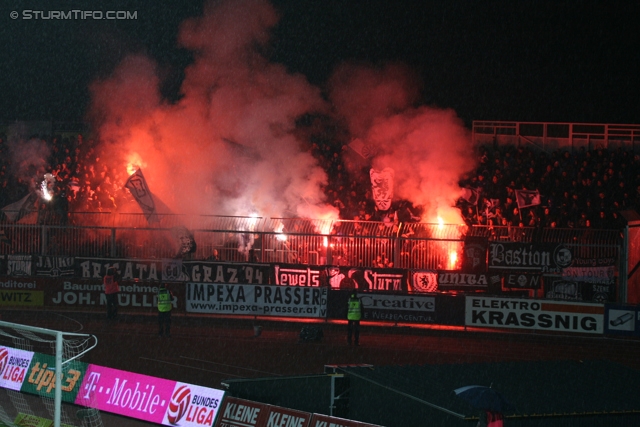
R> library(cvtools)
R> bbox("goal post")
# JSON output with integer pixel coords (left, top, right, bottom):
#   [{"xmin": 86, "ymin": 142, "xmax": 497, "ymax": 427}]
[{"xmin": 0, "ymin": 320, "xmax": 98, "ymax": 427}]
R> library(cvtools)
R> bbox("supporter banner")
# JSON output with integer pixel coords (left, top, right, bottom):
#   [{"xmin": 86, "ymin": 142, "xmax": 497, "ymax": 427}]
[
  {"xmin": 465, "ymin": 296, "xmax": 604, "ymax": 334},
  {"xmin": 273, "ymin": 264, "xmax": 323, "ymax": 287},
  {"xmin": 309, "ymin": 414, "xmax": 384, "ymax": 427},
  {"xmin": 20, "ymin": 352, "xmax": 88, "ymax": 402},
  {"xmin": 360, "ymin": 293, "xmax": 436, "ymax": 324},
  {"xmin": 561, "ymin": 257, "xmax": 616, "ymax": 284},
  {"xmin": 214, "ymin": 397, "xmax": 311, "ymax": 427},
  {"xmin": 503, "ymin": 273, "xmax": 541, "ymax": 290},
  {"xmin": 45, "ymin": 278, "xmax": 181, "ymax": 312},
  {"xmin": 488, "ymin": 242, "xmax": 572, "ymax": 273},
  {"xmin": 408, "ymin": 270, "xmax": 438, "ymax": 292},
  {"xmin": 186, "ymin": 283, "xmax": 328, "ymax": 318},
  {"xmin": 544, "ymin": 277, "xmax": 616, "ymax": 303},
  {"xmin": 324, "ymin": 266, "xmax": 407, "ymax": 292},
  {"xmin": 436, "ymin": 271, "xmax": 498, "ymax": 291},
  {"xmin": 184, "ymin": 261, "xmax": 269, "ymax": 284},
  {"xmin": 0, "ymin": 346, "xmax": 34, "ymax": 391},
  {"xmin": 461, "ymin": 236, "xmax": 488, "ymax": 272},
  {"xmin": 34, "ymin": 255, "xmax": 75, "ymax": 277},
  {"xmin": 7, "ymin": 255, "xmax": 32, "ymax": 276},
  {"xmin": 75, "ymin": 257, "xmax": 182, "ymax": 281},
  {"xmin": 75, "ymin": 257, "xmax": 269, "ymax": 284},
  {"xmin": 75, "ymin": 365, "xmax": 225, "ymax": 427},
  {"xmin": 604, "ymin": 305, "xmax": 639, "ymax": 337}
]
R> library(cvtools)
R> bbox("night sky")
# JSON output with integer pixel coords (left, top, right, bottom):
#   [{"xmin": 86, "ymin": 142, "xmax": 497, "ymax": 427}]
[{"xmin": 1, "ymin": 0, "xmax": 639, "ymax": 126}]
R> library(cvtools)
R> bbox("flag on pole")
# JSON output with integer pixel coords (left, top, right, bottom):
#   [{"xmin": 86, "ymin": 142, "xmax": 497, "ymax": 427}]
[
  {"xmin": 460, "ymin": 187, "xmax": 481, "ymax": 205},
  {"xmin": 1, "ymin": 193, "xmax": 39, "ymax": 222},
  {"xmin": 124, "ymin": 168, "xmax": 159, "ymax": 223},
  {"xmin": 515, "ymin": 189, "xmax": 541, "ymax": 209}
]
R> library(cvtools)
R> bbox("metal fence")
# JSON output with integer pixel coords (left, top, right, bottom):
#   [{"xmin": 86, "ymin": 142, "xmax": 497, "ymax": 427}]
[{"xmin": 0, "ymin": 213, "xmax": 622, "ymax": 272}]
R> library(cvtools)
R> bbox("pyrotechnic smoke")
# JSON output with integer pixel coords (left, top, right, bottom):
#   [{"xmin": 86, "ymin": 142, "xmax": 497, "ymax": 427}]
[
  {"xmin": 89, "ymin": 0, "xmax": 336, "ymax": 221},
  {"xmin": 328, "ymin": 62, "xmax": 477, "ymax": 224},
  {"xmin": 5, "ymin": 123, "xmax": 52, "ymax": 191},
  {"xmin": 88, "ymin": 0, "xmax": 477, "ymax": 225}
]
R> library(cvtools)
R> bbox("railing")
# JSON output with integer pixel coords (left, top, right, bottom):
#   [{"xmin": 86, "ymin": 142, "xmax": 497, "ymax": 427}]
[
  {"xmin": 472, "ymin": 120, "xmax": 640, "ymax": 152},
  {"xmin": 0, "ymin": 213, "xmax": 622, "ymax": 271}
]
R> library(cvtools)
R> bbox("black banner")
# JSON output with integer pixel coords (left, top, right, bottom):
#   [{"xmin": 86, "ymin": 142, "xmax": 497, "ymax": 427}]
[
  {"xmin": 272, "ymin": 264, "xmax": 323, "ymax": 286},
  {"xmin": 436, "ymin": 271, "xmax": 498, "ymax": 291},
  {"xmin": 503, "ymin": 272, "xmax": 541, "ymax": 290},
  {"xmin": 332, "ymin": 266, "xmax": 407, "ymax": 292},
  {"xmin": 74, "ymin": 257, "xmax": 269, "ymax": 284},
  {"xmin": 544, "ymin": 276, "xmax": 616, "ymax": 303},
  {"xmin": 34, "ymin": 255, "xmax": 75, "ymax": 277},
  {"xmin": 488, "ymin": 242, "xmax": 572, "ymax": 273},
  {"xmin": 461, "ymin": 236, "xmax": 488, "ymax": 272},
  {"xmin": 7, "ymin": 255, "xmax": 32, "ymax": 276}
]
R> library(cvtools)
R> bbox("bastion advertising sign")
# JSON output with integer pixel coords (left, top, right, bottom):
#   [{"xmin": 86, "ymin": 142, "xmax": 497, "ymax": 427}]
[
  {"xmin": 465, "ymin": 296, "xmax": 604, "ymax": 334},
  {"xmin": 75, "ymin": 365, "xmax": 225, "ymax": 427}
]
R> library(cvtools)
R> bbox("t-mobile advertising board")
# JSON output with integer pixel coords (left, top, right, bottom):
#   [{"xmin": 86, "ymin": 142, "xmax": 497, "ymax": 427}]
[
  {"xmin": 75, "ymin": 364, "xmax": 225, "ymax": 427},
  {"xmin": 186, "ymin": 283, "xmax": 328, "ymax": 318},
  {"xmin": 465, "ymin": 296, "xmax": 604, "ymax": 334},
  {"xmin": 214, "ymin": 397, "xmax": 311, "ymax": 427}
]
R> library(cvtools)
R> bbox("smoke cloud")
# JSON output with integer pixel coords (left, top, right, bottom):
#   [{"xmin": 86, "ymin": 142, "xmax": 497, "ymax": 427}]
[
  {"xmin": 87, "ymin": 0, "xmax": 477, "ymax": 224},
  {"xmin": 328, "ymin": 62, "xmax": 476, "ymax": 224},
  {"xmin": 89, "ymin": 0, "xmax": 335, "ymax": 220}
]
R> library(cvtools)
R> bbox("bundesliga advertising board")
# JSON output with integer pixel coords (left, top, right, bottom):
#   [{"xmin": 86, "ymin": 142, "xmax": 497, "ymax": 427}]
[
  {"xmin": 0, "ymin": 347, "xmax": 34, "ymax": 391},
  {"xmin": 75, "ymin": 365, "xmax": 225, "ymax": 427},
  {"xmin": 465, "ymin": 296, "xmax": 605, "ymax": 334},
  {"xmin": 186, "ymin": 283, "xmax": 328, "ymax": 318}
]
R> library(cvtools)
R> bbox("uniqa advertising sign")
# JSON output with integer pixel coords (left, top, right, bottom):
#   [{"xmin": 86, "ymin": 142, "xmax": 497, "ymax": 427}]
[
  {"xmin": 75, "ymin": 364, "xmax": 224, "ymax": 427},
  {"xmin": 465, "ymin": 296, "xmax": 604, "ymax": 334}
]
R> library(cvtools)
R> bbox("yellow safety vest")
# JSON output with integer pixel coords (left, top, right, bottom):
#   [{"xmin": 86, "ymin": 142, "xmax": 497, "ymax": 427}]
[
  {"xmin": 157, "ymin": 288, "xmax": 172, "ymax": 312},
  {"xmin": 347, "ymin": 298, "xmax": 362, "ymax": 321}
]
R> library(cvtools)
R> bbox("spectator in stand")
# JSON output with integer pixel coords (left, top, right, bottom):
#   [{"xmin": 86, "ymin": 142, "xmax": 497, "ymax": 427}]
[{"xmin": 103, "ymin": 267, "xmax": 120, "ymax": 320}]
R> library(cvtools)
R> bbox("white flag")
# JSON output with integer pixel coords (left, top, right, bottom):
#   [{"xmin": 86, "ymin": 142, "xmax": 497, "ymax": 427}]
[{"xmin": 124, "ymin": 169, "xmax": 159, "ymax": 223}]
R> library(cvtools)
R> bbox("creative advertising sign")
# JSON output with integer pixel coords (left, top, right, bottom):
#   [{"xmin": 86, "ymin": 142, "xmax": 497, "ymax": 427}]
[
  {"xmin": 360, "ymin": 293, "xmax": 436, "ymax": 323},
  {"xmin": 75, "ymin": 365, "xmax": 225, "ymax": 427},
  {"xmin": 465, "ymin": 296, "xmax": 604, "ymax": 334},
  {"xmin": 0, "ymin": 347, "xmax": 34, "ymax": 391},
  {"xmin": 214, "ymin": 397, "xmax": 311, "ymax": 427},
  {"xmin": 186, "ymin": 283, "xmax": 328, "ymax": 318}
]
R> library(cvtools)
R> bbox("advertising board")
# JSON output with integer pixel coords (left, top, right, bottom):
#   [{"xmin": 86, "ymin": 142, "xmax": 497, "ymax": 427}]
[
  {"xmin": 186, "ymin": 283, "xmax": 327, "ymax": 318},
  {"xmin": 75, "ymin": 364, "xmax": 225, "ymax": 427},
  {"xmin": 465, "ymin": 296, "xmax": 604, "ymax": 334}
]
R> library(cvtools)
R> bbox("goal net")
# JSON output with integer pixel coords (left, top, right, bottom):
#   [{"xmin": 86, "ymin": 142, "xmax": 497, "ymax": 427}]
[{"xmin": 0, "ymin": 320, "xmax": 99, "ymax": 427}]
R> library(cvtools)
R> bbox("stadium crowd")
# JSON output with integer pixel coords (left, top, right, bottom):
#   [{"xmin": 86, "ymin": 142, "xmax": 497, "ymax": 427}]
[{"xmin": 0, "ymin": 131, "xmax": 639, "ymax": 231}]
